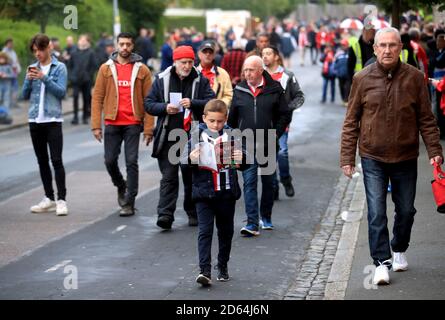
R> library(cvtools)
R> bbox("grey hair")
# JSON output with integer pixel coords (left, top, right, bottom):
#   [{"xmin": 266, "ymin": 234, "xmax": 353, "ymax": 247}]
[
  {"xmin": 374, "ymin": 27, "xmax": 401, "ymax": 44},
  {"xmin": 243, "ymin": 55, "xmax": 264, "ymax": 69}
]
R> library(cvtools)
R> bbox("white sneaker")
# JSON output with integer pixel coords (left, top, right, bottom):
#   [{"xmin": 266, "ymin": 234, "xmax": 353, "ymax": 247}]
[
  {"xmin": 373, "ymin": 261, "xmax": 391, "ymax": 285},
  {"xmin": 56, "ymin": 200, "xmax": 68, "ymax": 216},
  {"xmin": 393, "ymin": 252, "xmax": 408, "ymax": 272},
  {"xmin": 30, "ymin": 197, "xmax": 56, "ymax": 213}
]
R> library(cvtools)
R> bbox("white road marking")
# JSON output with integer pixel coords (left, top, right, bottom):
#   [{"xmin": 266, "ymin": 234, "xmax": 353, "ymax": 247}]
[
  {"xmin": 112, "ymin": 225, "xmax": 127, "ymax": 234},
  {"xmin": 45, "ymin": 260, "xmax": 72, "ymax": 273}
]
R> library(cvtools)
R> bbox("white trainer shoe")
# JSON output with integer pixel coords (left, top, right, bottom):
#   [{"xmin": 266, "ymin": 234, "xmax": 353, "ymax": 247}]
[
  {"xmin": 56, "ymin": 200, "xmax": 68, "ymax": 216},
  {"xmin": 373, "ymin": 260, "xmax": 391, "ymax": 285},
  {"xmin": 30, "ymin": 197, "xmax": 56, "ymax": 213},
  {"xmin": 392, "ymin": 252, "xmax": 408, "ymax": 272}
]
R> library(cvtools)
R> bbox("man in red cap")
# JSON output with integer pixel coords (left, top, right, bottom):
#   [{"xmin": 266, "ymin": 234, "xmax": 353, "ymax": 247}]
[{"xmin": 145, "ymin": 45, "xmax": 215, "ymax": 230}]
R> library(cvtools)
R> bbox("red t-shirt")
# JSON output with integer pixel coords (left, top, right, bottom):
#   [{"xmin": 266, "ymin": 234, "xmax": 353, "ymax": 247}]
[
  {"xmin": 270, "ymin": 72, "xmax": 283, "ymax": 82},
  {"xmin": 105, "ymin": 63, "xmax": 140, "ymax": 126},
  {"xmin": 201, "ymin": 66, "xmax": 216, "ymax": 87}
]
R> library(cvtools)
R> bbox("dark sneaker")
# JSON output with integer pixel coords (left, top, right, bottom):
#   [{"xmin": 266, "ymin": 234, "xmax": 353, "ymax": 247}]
[
  {"xmin": 119, "ymin": 205, "xmax": 135, "ymax": 217},
  {"xmin": 260, "ymin": 218, "xmax": 274, "ymax": 230},
  {"xmin": 188, "ymin": 215, "xmax": 198, "ymax": 227},
  {"xmin": 196, "ymin": 272, "xmax": 212, "ymax": 286},
  {"xmin": 216, "ymin": 265, "xmax": 230, "ymax": 282},
  {"xmin": 157, "ymin": 215, "xmax": 173, "ymax": 230},
  {"xmin": 240, "ymin": 224, "xmax": 260, "ymax": 236},
  {"xmin": 71, "ymin": 117, "xmax": 79, "ymax": 125},
  {"xmin": 281, "ymin": 176, "xmax": 295, "ymax": 197},
  {"xmin": 117, "ymin": 181, "xmax": 127, "ymax": 207}
]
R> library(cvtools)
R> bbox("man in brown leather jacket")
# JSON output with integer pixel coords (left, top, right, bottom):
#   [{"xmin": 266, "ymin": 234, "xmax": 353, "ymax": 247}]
[{"xmin": 340, "ymin": 27, "xmax": 443, "ymax": 286}]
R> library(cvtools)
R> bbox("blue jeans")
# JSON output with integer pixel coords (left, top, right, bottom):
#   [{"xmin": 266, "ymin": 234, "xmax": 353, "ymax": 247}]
[
  {"xmin": 321, "ymin": 76, "xmax": 335, "ymax": 103},
  {"xmin": 242, "ymin": 161, "xmax": 275, "ymax": 227},
  {"xmin": 273, "ymin": 131, "xmax": 290, "ymax": 188},
  {"xmin": 0, "ymin": 80, "xmax": 11, "ymax": 114},
  {"xmin": 361, "ymin": 157, "xmax": 417, "ymax": 266}
]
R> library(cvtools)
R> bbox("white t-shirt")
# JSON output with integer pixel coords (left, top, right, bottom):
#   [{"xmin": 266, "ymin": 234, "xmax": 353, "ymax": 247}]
[{"xmin": 29, "ymin": 63, "xmax": 63, "ymax": 123}]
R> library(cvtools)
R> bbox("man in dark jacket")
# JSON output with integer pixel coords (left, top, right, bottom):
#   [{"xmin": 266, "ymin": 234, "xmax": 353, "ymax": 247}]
[
  {"xmin": 347, "ymin": 23, "xmax": 376, "ymax": 79},
  {"xmin": 68, "ymin": 34, "xmax": 97, "ymax": 125},
  {"xmin": 228, "ymin": 55, "xmax": 291, "ymax": 236},
  {"xmin": 341, "ymin": 27, "xmax": 443, "ymax": 286},
  {"xmin": 145, "ymin": 45, "xmax": 215, "ymax": 230}
]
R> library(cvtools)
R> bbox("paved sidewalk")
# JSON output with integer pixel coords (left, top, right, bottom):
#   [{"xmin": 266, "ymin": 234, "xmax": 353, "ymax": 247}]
[
  {"xmin": 327, "ymin": 142, "xmax": 445, "ymax": 300},
  {"xmin": 0, "ymin": 96, "xmax": 75, "ymax": 133}
]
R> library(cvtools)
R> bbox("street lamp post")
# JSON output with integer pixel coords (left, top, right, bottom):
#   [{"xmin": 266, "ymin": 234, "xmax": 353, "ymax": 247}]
[{"xmin": 113, "ymin": 0, "xmax": 121, "ymax": 40}]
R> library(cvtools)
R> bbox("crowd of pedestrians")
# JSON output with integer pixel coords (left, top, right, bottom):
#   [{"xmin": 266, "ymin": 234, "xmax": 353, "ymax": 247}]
[{"xmin": 4, "ymin": 10, "xmax": 445, "ymax": 288}]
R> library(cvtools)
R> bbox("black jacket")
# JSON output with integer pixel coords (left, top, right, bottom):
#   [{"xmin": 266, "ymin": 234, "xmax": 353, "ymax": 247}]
[
  {"xmin": 68, "ymin": 47, "xmax": 97, "ymax": 84},
  {"xmin": 144, "ymin": 66, "xmax": 215, "ymax": 158},
  {"xmin": 183, "ymin": 123, "xmax": 247, "ymax": 202},
  {"xmin": 347, "ymin": 35, "xmax": 374, "ymax": 79},
  {"xmin": 228, "ymin": 70, "xmax": 291, "ymax": 138}
]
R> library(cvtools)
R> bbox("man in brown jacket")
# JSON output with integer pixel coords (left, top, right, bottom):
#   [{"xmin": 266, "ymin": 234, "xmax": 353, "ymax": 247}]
[
  {"xmin": 340, "ymin": 27, "xmax": 443, "ymax": 286},
  {"xmin": 91, "ymin": 32, "xmax": 154, "ymax": 216}
]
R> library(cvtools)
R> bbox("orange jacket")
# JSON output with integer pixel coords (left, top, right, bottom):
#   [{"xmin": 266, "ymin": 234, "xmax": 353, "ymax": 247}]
[{"xmin": 91, "ymin": 55, "xmax": 154, "ymax": 136}]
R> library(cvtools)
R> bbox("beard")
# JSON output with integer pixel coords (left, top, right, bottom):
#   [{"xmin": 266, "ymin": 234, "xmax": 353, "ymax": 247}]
[
  {"xmin": 119, "ymin": 50, "xmax": 131, "ymax": 59},
  {"xmin": 177, "ymin": 68, "xmax": 192, "ymax": 78}
]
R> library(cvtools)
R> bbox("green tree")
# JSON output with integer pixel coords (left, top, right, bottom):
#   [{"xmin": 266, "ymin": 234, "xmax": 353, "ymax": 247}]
[
  {"xmin": 374, "ymin": 0, "xmax": 445, "ymax": 29},
  {"xmin": 2, "ymin": 0, "xmax": 81, "ymax": 33},
  {"xmin": 122, "ymin": 0, "xmax": 167, "ymax": 32}
]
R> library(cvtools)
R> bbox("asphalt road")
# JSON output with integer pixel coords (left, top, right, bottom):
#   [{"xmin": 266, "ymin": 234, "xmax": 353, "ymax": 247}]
[{"xmin": 0, "ymin": 55, "xmax": 349, "ymax": 300}]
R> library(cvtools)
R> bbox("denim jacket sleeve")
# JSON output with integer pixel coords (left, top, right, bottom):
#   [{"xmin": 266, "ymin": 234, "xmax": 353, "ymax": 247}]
[
  {"xmin": 41, "ymin": 63, "xmax": 67, "ymax": 99},
  {"xmin": 21, "ymin": 76, "xmax": 32, "ymax": 100}
]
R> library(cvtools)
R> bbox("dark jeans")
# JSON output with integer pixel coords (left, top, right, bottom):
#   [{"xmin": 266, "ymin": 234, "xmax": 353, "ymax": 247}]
[
  {"xmin": 322, "ymin": 76, "xmax": 335, "ymax": 103},
  {"xmin": 242, "ymin": 161, "xmax": 275, "ymax": 227},
  {"xmin": 157, "ymin": 144, "xmax": 196, "ymax": 220},
  {"xmin": 309, "ymin": 45, "xmax": 318, "ymax": 64},
  {"xmin": 72, "ymin": 81, "xmax": 92, "ymax": 120},
  {"xmin": 273, "ymin": 131, "xmax": 290, "ymax": 188},
  {"xmin": 196, "ymin": 192, "xmax": 236, "ymax": 273},
  {"xmin": 29, "ymin": 122, "xmax": 66, "ymax": 201},
  {"xmin": 361, "ymin": 157, "xmax": 417, "ymax": 266},
  {"xmin": 104, "ymin": 124, "xmax": 141, "ymax": 205},
  {"xmin": 435, "ymin": 89, "xmax": 445, "ymax": 138},
  {"xmin": 338, "ymin": 77, "xmax": 350, "ymax": 103}
]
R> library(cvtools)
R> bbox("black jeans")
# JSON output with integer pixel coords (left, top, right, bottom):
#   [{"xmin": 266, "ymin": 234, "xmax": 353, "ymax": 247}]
[
  {"xmin": 157, "ymin": 144, "xmax": 196, "ymax": 220},
  {"xmin": 361, "ymin": 157, "xmax": 417, "ymax": 266},
  {"xmin": 196, "ymin": 192, "xmax": 236, "ymax": 273},
  {"xmin": 104, "ymin": 124, "xmax": 141, "ymax": 205},
  {"xmin": 338, "ymin": 77, "xmax": 350, "ymax": 103},
  {"xmin": 29, "ymin": 122, "xmax": 66, "ymax": 201},
  {"xmin": 72, "ymin": 81, "xmax": 92, "ymax": 120}
]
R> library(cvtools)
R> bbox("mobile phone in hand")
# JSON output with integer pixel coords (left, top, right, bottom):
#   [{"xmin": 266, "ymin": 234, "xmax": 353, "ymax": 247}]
[{"xmin": 28, "ymin": 66, "xmax": 39, "ymax": 72}]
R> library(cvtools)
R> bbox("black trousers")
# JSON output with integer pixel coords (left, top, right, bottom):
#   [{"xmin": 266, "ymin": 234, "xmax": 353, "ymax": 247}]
[
  {"xmin": 195, "ymin": 192, "xmax": 236, "ymax": 273},
  {"xmin": 72, "ymin": 81, "xmax": 92, "ymax": 120},
  {"xmin": 29, "ymin": 122, "xmax": 66, "ymax": 201},
  {"xmin": 156, "ymin": 144, "xmax": 196, "ymax": 220},
  {"xmin": 104, "ymin": 124, "xmax": 141, "ymax": 205},
  {"xmin": 338, "ymin": 77, "xmax": 351, "ymax": 103}
]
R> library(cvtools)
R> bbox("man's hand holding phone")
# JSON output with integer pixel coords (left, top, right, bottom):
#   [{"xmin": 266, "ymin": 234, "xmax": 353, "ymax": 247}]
[{"xmin": 27, "ymin": 66, "xmax": 43, "ymax": 80}]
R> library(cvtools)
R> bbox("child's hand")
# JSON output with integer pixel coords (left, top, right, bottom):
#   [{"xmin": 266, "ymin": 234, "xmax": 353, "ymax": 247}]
[
  {"xmin": 233, "ymin": 150, "xmax": 243, "ymax": 162},
  {"xmin": 190, "ymin": 147, "xmax": 200, "ymax": 163}
]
